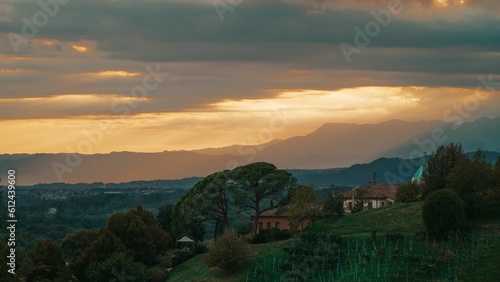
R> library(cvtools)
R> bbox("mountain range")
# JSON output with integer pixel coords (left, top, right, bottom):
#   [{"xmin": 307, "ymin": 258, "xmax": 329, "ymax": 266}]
[{"xmin": 2, "ymin": 117, "xmax": 499, "ymax": 185}]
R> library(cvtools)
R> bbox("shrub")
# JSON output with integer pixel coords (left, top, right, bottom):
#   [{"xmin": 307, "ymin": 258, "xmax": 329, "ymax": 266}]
[
  {"xmin": 148, "ymin": 266, "xmax": 167, "ymax": 282},
  {"xmin": 386, "ymin": 231, "xmax": 404, "ymax": 242},
  {"xmin": 204, "ymin": 229, "xmax": 251, "ymax": 273},
  {"xmin": 251, "ymin": 232, "xmax": 268, "ymax": 244},
  {"xmin": 251, "ymin": 229, "xmax": 292, "ymax": 244},
  {"xmin": 396, "ymin": 182, "xmax": 422, "ymax": 203},
  {"xmin": 241, "ymin": 233, "xmax": 254, "ymax": 243},
  {"xmin": 268, "ymin": 228, "xmax": 292, "ymax": 241},
  {"xmin": 159, "ymin": 253, "xmax": 173, "ymax": 268},
  {"xmin": 192, "ymin": 243, "xmax": 208, "ymax": 255},
  {"xmin": 422, "ymin": 189, "xmax": 465, "ymax": 239},
  {"xmin": 172, "ymin": 249, "xmax": 193, "ymax": 267}
]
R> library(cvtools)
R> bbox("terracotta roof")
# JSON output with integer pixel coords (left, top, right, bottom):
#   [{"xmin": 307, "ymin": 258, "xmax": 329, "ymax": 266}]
[
  {"xmin": 341, "ymin": 184, "xmax": 400, "ymax": 201},
  {"xmin": 258, "ymin": 207, "xmax": 289, "ymax": 217}
]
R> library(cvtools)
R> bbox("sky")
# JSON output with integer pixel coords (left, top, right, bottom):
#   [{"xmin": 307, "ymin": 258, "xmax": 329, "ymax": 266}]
[{"xmin": 0, "ymin": 0, "xmax": 499, "ymax": 154}]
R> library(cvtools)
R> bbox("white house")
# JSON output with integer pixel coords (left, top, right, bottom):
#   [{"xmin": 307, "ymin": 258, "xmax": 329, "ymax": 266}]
[{"xmin": 341, "ymin": 183, "xmax": 400, "ymax": 213}]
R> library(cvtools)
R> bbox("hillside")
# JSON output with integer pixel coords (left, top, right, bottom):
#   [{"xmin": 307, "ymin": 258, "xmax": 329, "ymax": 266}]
[
  {"xmin": 315, "ymin": 202, "xmax": 424, "ymax": 235},
  {"xmin": 168, "ymin": 203, "xmax": 500, "ymax": 282}
]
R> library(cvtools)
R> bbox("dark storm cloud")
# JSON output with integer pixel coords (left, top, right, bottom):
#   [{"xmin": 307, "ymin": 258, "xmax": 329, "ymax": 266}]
[
  {"xmin": 1, "ymin": 0, "xmax": 499, "ymax": 57},
  {"xmin": 0, "ymin": 0, "xmax": 499, "ymax": 119}
]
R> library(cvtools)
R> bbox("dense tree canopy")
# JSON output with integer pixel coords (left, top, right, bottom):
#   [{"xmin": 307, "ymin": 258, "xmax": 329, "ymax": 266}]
[
  {"xmin": 61, "ymin": 229, "xmax": 100, "ymax": 262},
  {"xmin": 446, "ymin": 150, "xmax": 500, "ymax": 216},
  {"xmin": 171, "ymin": 171, "xmax": 233, "ymax": 238},
  {"xmin": 63, "ymin": 205, "xmax": 171, "ymax": 281},
  {"xmin": 87, "ymin": 252, "xmax": 148, "ymax": 282},
  {"xmin": 68, "ymin": 229, "xmax": 128, "ymax": 281},
  {"xmin": 107, "ymin": 205, "xmax": 170, "ymax": 266},
  {"xmin": 28, "ymin": 238, "xmax": 67, "ymax": 282},
  {"xmin": 396, "ymin": 182, "xmax": 422, "ymax": 203},
  {"xmin": 157, "ymin": 203, "xmax": 175, "ymax": 232},
  {"xmin": 421, "ymin": 143, "xmax": 466, "ymax": 199}
]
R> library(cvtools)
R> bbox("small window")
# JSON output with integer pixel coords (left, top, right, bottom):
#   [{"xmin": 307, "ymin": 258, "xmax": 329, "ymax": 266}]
[
  {"xmin": 276, "ymin": 222, "xmax": 281, "ymax": 229},
  {"xmin": 381, "ymin": 202, "xmax": 385, "ymax": 207},
  {"xmin": 267, "ymin": 222, "xmax": 271, "ymax": 230},
  {"xmin": 259, "ymin": 222, "xmax": 263, "ymax": 231}
]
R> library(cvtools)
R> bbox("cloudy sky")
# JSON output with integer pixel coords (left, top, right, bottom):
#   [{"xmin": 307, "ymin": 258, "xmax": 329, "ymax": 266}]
[{"xmin": 1, "ymin": 0, "xmax": 499, "ymax": 154}]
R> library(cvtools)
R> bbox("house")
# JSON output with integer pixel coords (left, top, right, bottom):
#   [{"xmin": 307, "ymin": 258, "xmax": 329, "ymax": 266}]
[
  {"xmin": 341, "ymin": 173, "xmax": 400, "ymax": 213},
  {"xmin": 254, "ymin": 207, "xmax": 311, "ymax": 234},
  {"xmin": 47, "ymin": 207, "xmax": 57, "ymax": 214}
]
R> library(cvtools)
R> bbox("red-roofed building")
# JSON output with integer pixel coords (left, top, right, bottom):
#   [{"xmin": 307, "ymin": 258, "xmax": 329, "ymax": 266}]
[
  {"xmin": 253, "ymin": 207, "xmax": 311, "ymax": 234},
  {"xmin": 341, "ymin": 173, "xmax": 400, "ymax": 213}
]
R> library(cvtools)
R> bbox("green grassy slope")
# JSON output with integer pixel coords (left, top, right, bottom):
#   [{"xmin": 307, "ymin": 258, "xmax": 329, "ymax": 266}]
[
  {"xmin": 314, "ymin": 202, "xmax": 424, "ymax": 235},
  {"xmin": 168, "ymin": 202, "xmax": 500, "ymax": 282}
]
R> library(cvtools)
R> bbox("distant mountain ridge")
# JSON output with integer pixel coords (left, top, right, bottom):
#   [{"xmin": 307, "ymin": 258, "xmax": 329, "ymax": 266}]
[
  {"xmin": 1, "ymin": 117, "xmax": 499, "ymax": 185},
  {"xmin": 15, "ymin": 151, "xmax": 500, "ymax": 189}
]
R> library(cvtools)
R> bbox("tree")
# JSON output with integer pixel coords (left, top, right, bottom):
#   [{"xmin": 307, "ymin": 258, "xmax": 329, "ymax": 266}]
[
  {"xmin": 1, "ymin": 235, "xmax": 32, "ymax": 282},
  {"xmin": 422, "ymin": 189, "xmax": 465, "ymax": 239},
  {"xmin": 173, "ymin": 171, "xmax": 233, "ymax": 236},
  {"xmin": 204, "ymin": 229, "xmax": 251, "ymax": 273},
  {"xmin": 61, "ymin": 229, "xmax": 100, "ymax": 262},
  {"xmin": 495, "ymin": 157, "xmax": 500, "ymax": 204},
  {"xmin": 396, "ymin": 182, "xmax": 422, "ymax": 203},
  {"xmin": 27, "ymin": 238, "xmax": 67, "ymax": 282},
  {"xmin": 68, "ymin": 229, "xmax": 128, "ymax": 281},
  {"xmin": 189, "ymin": 223, "xmax": 206, "ymax": 242},
  {"xmin": 157, "ymin": 203, "xmax": 175, "ymax": 232},
  {"xmin": 323, "ymin": 193, "xmax": 345, "ymax": 218},
  {"xmin": 288, "ymin": 186, "xmax": 322, "ymax": 231},
  {"xmin": 107, "ymin": 205, "xmax": 171, "ymax": 266},
  {"xmin": 445, "ymin": 150, "xmax": 496, "ymax": 216},
  {"xmin": 87, "ymin": 252, "xmax": 148, "ymax": 282},
  {"xmin": 421, "ymin": 143, "xmax": 466, "ymax": 199},
  {"xmin": 232, "ymin": 162, "xmax": 296, "ymax": 234}
]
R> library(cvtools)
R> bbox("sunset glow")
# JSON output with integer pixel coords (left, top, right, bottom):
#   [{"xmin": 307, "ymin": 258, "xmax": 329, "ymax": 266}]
[
  {"xmin": 93, "ymin": 70, "xmax": 141, "ymax": 77},
  {"xmin": 71, "ymin": 44, "xmax": 90, "ymax": 53},
  {"xmin": 0, "ymin": 0, "xmax": 498, "ymax": 155}
]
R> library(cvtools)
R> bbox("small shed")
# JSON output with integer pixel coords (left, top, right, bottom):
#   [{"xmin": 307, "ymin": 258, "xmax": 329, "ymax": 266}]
[{"xmin": 176, "ymin": 235, "xmax": 195, "ymax": 249}]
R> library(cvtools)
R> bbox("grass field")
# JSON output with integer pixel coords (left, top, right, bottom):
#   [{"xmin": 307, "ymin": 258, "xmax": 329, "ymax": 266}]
[{"xmin": 314, "ymin": 202, "xmax": 425, "ymax": 235}]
